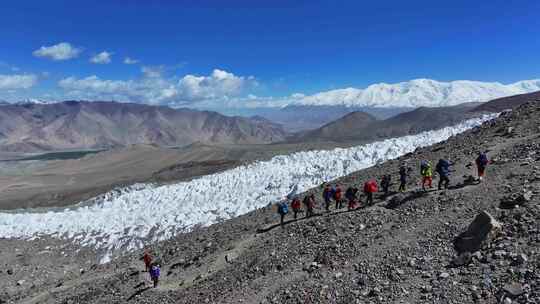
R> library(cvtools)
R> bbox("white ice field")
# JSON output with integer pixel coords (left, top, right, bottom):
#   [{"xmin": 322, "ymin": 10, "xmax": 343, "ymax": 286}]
[{"xmin": 0, "ymin": 114, "xmax": 498, "ymax": 256}]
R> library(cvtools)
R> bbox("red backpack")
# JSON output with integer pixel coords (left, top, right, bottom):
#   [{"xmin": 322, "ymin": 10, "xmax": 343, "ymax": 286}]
[
  {"xmin": 365, "ymin": 181, "xmax": 378, "ymax": 193},
  {"xmin": 291, "ymin": 199, "xmax": 301, "ymax": 210},
  {"xmin": 334, "ymin": 188, "xmax": 342, "ymax": 200},
  {"xmin": 369, "ymin": 181, "xmax": 378, "ymax": 193}
]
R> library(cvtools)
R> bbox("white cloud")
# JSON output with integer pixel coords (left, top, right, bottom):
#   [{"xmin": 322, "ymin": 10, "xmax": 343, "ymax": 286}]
[
  {"xmin": 59, "ymin": 76, "xmax": 130, "ymax": 95},
  {"xmin": 141, "ymin": 65, "xmax": 164, "ymax": 78},
  {"xmin": 0, "ymin": 74, "xmax": 38, "ymax": 90},
  {"xmin": 58, "ymin": 74, "xmax": 180, "ymax": 104},
  {"xmin": 90, "ymin": 51, "xmax": 113, "ymax": 64},
  {"xmin": 124, "ymin": 57, "xmax": 139, "ymax": 65},
  {"xmin": 178, "ymin": 69, "xmax": 255, "ymax": 101},
  {"xmin": 33, "ymin": 42, "xmax": 82, "ymax": 61},
  {"xmin": 57, "ymin": 69, "xmax": 256, "ymax": 106}
]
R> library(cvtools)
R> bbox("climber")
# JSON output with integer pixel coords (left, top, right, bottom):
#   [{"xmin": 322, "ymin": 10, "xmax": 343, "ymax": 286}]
[
  {"xmin": 380, "ymin": 174, "xmax": 391, "ymax": 197},
  {"xmin": 345, "ymin": 186, "xmax": 358, "ymax": 210},
  {"xmin": 398, "ymin": 164, "xmax": 408, "ymax": 192},
  {"xmin": 363, "ymin": 179, "xmax": 378, "ymax": 206},
  {"xmin": 277, "ymin": 200, "xmax": 289, "ymax": 226},
  {"xmin": 143, "ymin": 249, "xmax": 153, "ymax": 272},
  {"xmin": 420, "ymin": 160, "xmax": 433, "ymax": 191},
  {"xmin": 435, "ymin": 158, "xmax": 452, "ymax": 190},
  {"xmin": 334, "ymin": 184, "xmax": 343, "ymax": 209},
  {"xmin": 149, "ymin": 262, "xmax": 161, "ymax": 288},
  {"xmin": 291, "ymin": 196, "xmax": 301, "ymax": 219},
  {"xmin": 303, "ymin": 194, "xmax": 316, "ymax": 218},
  {"xmin": 322, "ymin": 184, "xmax": 334, "ymax": 212},
  {"xmin": 475, "ymin": 152, "xmax": 489, "ymax": 181}
]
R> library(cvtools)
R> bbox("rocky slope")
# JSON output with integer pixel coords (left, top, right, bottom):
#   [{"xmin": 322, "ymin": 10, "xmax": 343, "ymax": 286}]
[
  {"xmin": 472, "ymin": 90, "xmax": 540, "ymax": 113},
  {"xmin": 2, "ymin": 102, "xmax": 540, "ymax": 304},
  {"xmin": 0, "ymin": 101, "xmax": 287, "ymax": 152}
]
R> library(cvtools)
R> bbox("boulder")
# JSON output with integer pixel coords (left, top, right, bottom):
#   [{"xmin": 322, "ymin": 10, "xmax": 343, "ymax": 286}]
[
  {"xmin": 450, "ymin": 252, "xmax": 472, "ymax": 267},
  {"xmin": 515, "ymin": 253, "xmax": 528, "ymax": 265},
  {"xmin": 386, "ymin": 194, "xmax": 406, "ymax": 209},
  {"xmin": 505, "ymin": 126, "xmax": 515, "ymax": 136},
  {"xmin": 225, "ymin": 252, "xmax": 238, "ymax": 264},
  {"xmin": 454, "ymin": 211, "xmax": 502, "ymax": 254},
  {"xmin": 463, "ymin": 175, "xmax": 476, "ymax": 185},
  {"xmin": 520, "ymin": 191, "xmax": 533, "ymax": 202},
  {"xmin": 503, "ymin": 283, "xmax": 525, "ymax": 297},
  {"xmin": 500, "ymin": 191, "xmax": 533, "ymax": 209}
]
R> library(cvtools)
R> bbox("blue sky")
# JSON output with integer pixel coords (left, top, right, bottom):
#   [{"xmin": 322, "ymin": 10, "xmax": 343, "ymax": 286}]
[{"xmin": 0, "ymin": 0, "xmax": 539, "ymax": 107}]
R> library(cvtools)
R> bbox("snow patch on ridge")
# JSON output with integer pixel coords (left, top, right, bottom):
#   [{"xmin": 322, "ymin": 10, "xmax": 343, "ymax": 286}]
[{"xmin": 0, "ymin": 114, "xmax": 498, "ymax": 253}]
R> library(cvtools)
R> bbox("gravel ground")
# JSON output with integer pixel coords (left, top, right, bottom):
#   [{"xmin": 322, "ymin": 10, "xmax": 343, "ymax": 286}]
[{"xmin": 1, "ymin": 102, "xmax": 539, "ymax": 304}]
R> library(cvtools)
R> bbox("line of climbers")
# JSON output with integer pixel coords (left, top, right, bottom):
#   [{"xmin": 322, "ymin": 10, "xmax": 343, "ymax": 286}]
[
  {"xmin": 137, "ymin": 153, "xmax": 491, "ymax": 277},
  {"xmin": 277, "ymin": 152, "xmax": 490, "ymax": 226}
]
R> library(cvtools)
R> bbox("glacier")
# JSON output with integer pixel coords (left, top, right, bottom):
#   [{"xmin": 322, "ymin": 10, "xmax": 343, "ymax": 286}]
[{"xmin": 0, "ymin": 114, "xmax": 497, "ymax": 254}]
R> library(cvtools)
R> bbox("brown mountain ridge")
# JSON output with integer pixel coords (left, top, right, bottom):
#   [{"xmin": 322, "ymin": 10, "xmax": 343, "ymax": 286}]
[{"xmin": 0, "ymin": 101, "xmax": 287, "ymax": 152}]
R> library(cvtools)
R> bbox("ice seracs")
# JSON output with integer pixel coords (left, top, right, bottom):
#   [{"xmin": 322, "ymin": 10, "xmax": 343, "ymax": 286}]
[{"xmin": 0, "ymin": 114, "xmax": 498, "ymax": 255}]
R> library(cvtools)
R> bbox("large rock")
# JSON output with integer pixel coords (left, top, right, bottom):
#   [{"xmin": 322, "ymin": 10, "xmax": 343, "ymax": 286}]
[
  {"xmin": 454, "ymin": 211, "xmax": 502, "ymax": 253},
  {"xmin": 500, "ymin": 191, "xmax": 533, "ymax": 209},
  {"xmin": 503, "ymin": 283, "xmax": 525, "ymax": 297},
  {"xmin": 385, "ymin": 194, "xmax": 406, "ymax": 209}
]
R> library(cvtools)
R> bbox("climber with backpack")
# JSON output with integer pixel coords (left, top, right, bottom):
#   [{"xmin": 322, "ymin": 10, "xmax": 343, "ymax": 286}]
[
  {"xmin": 334, "ymin": 184, "xmax": 343, "ymax": 209},
  {"xmin": 435, "ymin": 158, "xmax": 452, "ymax": 190},
  {"xmin": 277, "ymin": 200, "xmax": 289, "ymax": 226},
  {"xmin": 398, "ymin": 164, "xmax": 408, "ymax": 192},
  {"xmin": 291, "ymin": 196, "xmax": 301, "ymax": 219},
  {"xmin": 420, "ymin": 160, "xmax": 433, "ymax": 191},
  {"xmin": 149, "ymin": 262, "xmax": 161, "ymax": 288},
  {"xmin": 475, "ymin": 152, "xmax": 489, "ymax": 182},
  {"xmin": 303, "ymin": 194, "xmax": 316, "ymax": 218},
  {"xmin": 142, "ymin": 249, "xmax": 153, "ymax": 272},
  {"xmin": 363, "ymin": 180, "xmax": 378, "ymax": 206},
  {"xmin": 345, "ymin": 186, "xmax": 358, "ymax": 210},
  {"xmin": 322, "ymin": 184, "xmax": 333, "ymax": 212},
  {"xmin": 380, "ymin": 174, "xmax": 391, "ymax": 197}
]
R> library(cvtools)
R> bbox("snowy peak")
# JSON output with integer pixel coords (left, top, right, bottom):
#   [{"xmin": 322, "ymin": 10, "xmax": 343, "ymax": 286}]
[
  {"xmin": 294, "ymin": 79, "xmax": 540, "ymax": 108},
  {"xmin": 18, "ymin": 98, "xmax": 60, "ymax": 105}
]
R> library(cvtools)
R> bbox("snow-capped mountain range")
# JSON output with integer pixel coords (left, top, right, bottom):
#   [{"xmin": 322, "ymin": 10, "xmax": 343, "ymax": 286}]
[
  {"xmin": 19, "ymin": 98, "xmax": 58, "ymax": 105},
  {"xmin": 0, "ymin": 98, "xmax": 60, "ymax": 106},
  {"xmin": 4, "ymin": 79, "xmax": 540, "ymax": 111},
  {"xmin": 293, "ymin": 79, "xmax": 540, "ymax": 108},
  {"xmin": 0, "ymin": 113, "xmax": 497, "ymax": 261}
]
